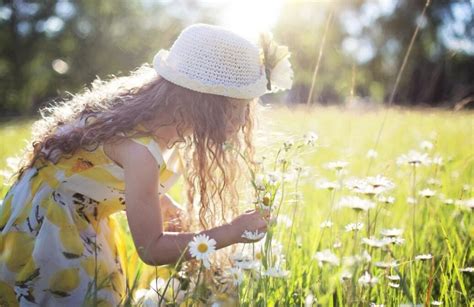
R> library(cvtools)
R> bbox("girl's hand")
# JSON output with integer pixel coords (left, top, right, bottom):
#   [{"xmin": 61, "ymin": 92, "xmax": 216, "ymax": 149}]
[
  {"xmin": 160, "ymin": 194, "xmax": 188, "ymax": 232},
  {"xmin": 163, "ymin": 208, "xmax": 187, "ymax": 232},
  {"xmin": 230, "ymin": 209, "xmax": 269, "ymax": 243}
]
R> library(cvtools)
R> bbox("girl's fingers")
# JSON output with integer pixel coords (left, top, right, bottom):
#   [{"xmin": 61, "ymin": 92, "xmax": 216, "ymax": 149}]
[{"xmin": 259, "ymin": 211, "xmax": 271, "ymax": 222}]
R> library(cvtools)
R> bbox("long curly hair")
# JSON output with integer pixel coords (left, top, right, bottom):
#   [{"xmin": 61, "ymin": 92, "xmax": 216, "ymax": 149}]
[{"xmin": 16, "ymin": 64, "xmax": 257, "ymax": 230}]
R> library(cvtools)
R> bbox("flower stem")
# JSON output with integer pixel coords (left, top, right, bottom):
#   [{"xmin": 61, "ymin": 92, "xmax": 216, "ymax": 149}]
[
  {"xmin": 286, "ymin": 169, "xmax": 301, "ymax": 258},
  {"xmin": 192, "ymin": 261, "xmax": 204, "ymax": 302},
  {"xmin": 411, "ymin": 165, "xmax": 417, "ymax": 259}
]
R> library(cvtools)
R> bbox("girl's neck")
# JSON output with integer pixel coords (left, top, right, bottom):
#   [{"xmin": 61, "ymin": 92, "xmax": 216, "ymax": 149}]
[{"xmin": 142, "ymin": 120, "xmax": 190, "ymax": 150}]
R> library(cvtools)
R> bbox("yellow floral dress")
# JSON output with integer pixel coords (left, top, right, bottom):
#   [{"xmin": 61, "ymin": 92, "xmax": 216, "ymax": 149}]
[{"xmin": 0, "ymin": 132, "xmax": 183, "ymax": 306}]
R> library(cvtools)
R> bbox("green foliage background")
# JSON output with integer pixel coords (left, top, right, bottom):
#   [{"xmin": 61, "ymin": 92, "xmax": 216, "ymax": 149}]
[{"xmin": 0, "ymin": 0, "xmax": 473, "ymax": 116}]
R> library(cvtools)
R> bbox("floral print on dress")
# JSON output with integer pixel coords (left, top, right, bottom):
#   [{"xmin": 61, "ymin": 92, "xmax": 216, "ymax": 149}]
[{"xmin": 0, "ymin": 133, "xmax": 183, "ymax": 306}]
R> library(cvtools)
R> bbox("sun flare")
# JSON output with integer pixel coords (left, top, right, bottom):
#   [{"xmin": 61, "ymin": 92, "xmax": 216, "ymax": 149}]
[{"xmin": 215, "ymin": 0, "xmax": 285, "ymax": 42}]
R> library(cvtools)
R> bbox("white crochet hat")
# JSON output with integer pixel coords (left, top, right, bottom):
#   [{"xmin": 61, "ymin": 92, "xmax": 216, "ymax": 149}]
[{"xmin": 153, "ymin": 23, "xmax": 274, "ymax": 99}]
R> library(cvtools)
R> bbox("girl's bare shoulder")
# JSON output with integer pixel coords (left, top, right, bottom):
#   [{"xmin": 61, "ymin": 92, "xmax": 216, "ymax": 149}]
[{"xmin": 102, "ymin": 138, "xmax": 159, "ymax": 171}]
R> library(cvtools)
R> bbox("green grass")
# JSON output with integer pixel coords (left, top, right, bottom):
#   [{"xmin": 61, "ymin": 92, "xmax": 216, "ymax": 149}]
[
  {"xmin": 0, "ymin": 117, "xmax": 36, "ymax": 197},
  {"xmin": 0, "ymin": 106, "xmax": 472, "ymax": 306}
]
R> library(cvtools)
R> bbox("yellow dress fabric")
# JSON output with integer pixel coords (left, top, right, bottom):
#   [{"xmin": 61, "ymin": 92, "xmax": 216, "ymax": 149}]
[{"xmin": 0, "ymin": 133, "xmax": 183, "ymax": 306}]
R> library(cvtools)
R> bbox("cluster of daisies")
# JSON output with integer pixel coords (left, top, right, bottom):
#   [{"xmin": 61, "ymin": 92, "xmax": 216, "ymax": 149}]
[
  {"xmin": 132, "ymin": 135, "xmax": 472, "ymax": 306},
  {"xmin": 311, "ymin": 138, "xmax": 472, "ymax": 304},
  {"xmin": 133, "ymin": 132, "xmax": 318, "ymax": 305}
]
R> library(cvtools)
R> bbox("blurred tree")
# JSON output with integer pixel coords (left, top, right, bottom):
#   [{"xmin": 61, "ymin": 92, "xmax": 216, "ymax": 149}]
[
  {"xmin": 0, "ymin": 0, "xmax": 473, "ymax": 115},
  {"xmin": 274, "ymin": 0, "xmax": 474, "ymax": 107},
  {"xmin": 360, "ymin": 0, "xmax": 474, "ymax": 106},
  {"xmin": 0, "ymin": 0, "xmax": 217, "ymax": 116}
]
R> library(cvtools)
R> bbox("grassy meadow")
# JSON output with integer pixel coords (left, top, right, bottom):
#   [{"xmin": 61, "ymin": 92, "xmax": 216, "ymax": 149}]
[{"xmin": 0, "ymin": 106, "xmax": 473, "ymax": 306}]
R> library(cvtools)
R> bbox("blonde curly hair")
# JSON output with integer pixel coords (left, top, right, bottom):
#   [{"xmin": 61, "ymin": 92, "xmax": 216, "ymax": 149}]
[{"xmin": 17, "ymin": 64, "xmax": 258, "ymax": 230}]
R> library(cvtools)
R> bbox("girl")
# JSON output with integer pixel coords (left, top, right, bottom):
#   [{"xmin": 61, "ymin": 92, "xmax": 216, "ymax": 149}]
[{"xmin": 0, "ymin": 23, "xmax": 293, "ymax": 305}]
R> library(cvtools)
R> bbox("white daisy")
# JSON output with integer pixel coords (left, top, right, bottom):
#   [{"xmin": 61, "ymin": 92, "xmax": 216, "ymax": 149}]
[
  {"xmin": 256, "ymin": 192, "xmax": 274, "ymax": 211},
  {"xmin": 365, "ymin": 175, "xmax": 395, "ymax": 190},
  {"xmin": 304, "ymin": 292, "xmax": 316, "ymax": 306},
  {"xmin": 345, "ymin": 222, "xmax": 364, "ymax": 232},
  {"xmin": 358, "ymin": 271, "xmax": 378, "ymax": 286},
  {"xmin": 143, "ymin": 277, "xmax": 186, "ymax": 305},
  {"xmin": 439, "ymin": 196, "xmax": 454, "ymax": 205},
  {"xmin": 462, "ymin": 199, "xmax": 474, "ymax": 210},
  {"xmin": 419, "ymin": 188, "xmax": 436, "ymax": 198},
  {"xmin": 366, "ymin": 149, "xmax": 378, "ymax": 159},
  {"xmin": 388, "ymin": 282, "xmax": 400, "ymax": 288},
  {"xmin": 296, "ymin": 236, "xmax": 303, "ymax": 248},
  {"xmin": 377, "ymin": 195, "xmax": 395, "ymax": 204},
  {"xmin": 325, "ymin": 160, "xmax": 349, "ymax": 171},
  {"xmin": 459, "ymin": 267, "xmax": 474, "ymax": 273},
  {"xmin": 320, "ymin": 220, "xmax": 333, "ymax": 229},
  {"xmin": 226, "ymin": 267, "xmax": 244, "ymax": 286},
  {"xmin": 235, "ymin": 240, "xmax": 277, "ymax": 269},
  {"xmin": 188, "ymin": 234, "xmax": 216, "ymax": 268},
  {"xmin": 419, "ymin": 140, "xmax": 434, "ymax": 151},
  {"xmin": 343, "ymin": 251, "xmax": 372, "ymax": 266},
  {"xmin": 431, "ymin": 301, "xmax": 442, "ymax": 306},
  {"xmin": 381, "ymin": 228, "xmax": 404, "ymax": 237},
  {"xmin": 396, "ymin": 150, "xmax": 431, "ymax": 166},
  {"xmin": 374, "ymin": 261, "xmax": 398, "ymax": 269},
  {"xmin": 361, "ymin": 237, "xmax": 391, "ymax": 248},
  {"xmin": 314, "ymin": 249, "xmax": 340, "ymax": 266},
  {"xmin": 362, "ymin": 250, "xmax": 372, "ymax": 262},
  {"xmin": 241, "ymin": 230, "xmax": 266, "ymax": 241},
  {"xmin": 431, "ymin": 155, "xmax": 443, "ymax": 166},
  {"xmin": 266, "ymin": 172, "xmax": 281, "ymax": 186},
  {"xmin": 386, "ymin": 274, "xmax": 400, "ymax": 281},
  {"xmin": 415, "ymin": 253, "xmax": 433, "ymax": 261},
  {"xmin": 386, "ymin": 237, "xmax": 405, "ymax": 245},
  {"xmin": 254, "ymin": 174, "xmax": 266, "ymax": 190},
  {"xmin": 427, "ymin": 178, "xmax": 442, "ymax": 187},
  {"xmin": 231, "ymin": 251, "xmax": 252, "ymax": 262},
  {"xmin": 346, "ymin": 178, "xmax": 383, "ymax": 196},
  {"xmin": 407, "ymin": 197, "xmax": 417, "ymax": 205},
  {"xmin": 234, "ymin": 259, "xmax": 260, "ymax": 271},
  {"xmin": 338, "ymin": 196, "xmax": 376, "ymax": 212},
  {"xmin": 133, "ymin": 289, "xmax": 149, "ymax": 303},
  {"xmin": 315, "ymin": 179, "xmax": 340, "ymax": 191},
  {"xmin": 346, "ymin": 176, "xmax": 395, "ymax": 196},
  {"xmin": 263, "ymin": 267, "xmax": 290, "ymax": 278}
]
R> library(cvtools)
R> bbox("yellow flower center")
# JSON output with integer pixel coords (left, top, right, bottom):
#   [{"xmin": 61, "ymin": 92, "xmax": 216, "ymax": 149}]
[
  {"xmin": 197, "ymin": 243, "xmax": 208, "ymax": 253},
  {"xmin": 263, "ymin": 196, "xmax": 271, "ymax": 206},
  {"xmin": 216, "ymin": 293, "xmax": 228, "ymax": 300},
  {"xmin": 255, "ymin": 252, "xmax": 262, "ymax": 260}
]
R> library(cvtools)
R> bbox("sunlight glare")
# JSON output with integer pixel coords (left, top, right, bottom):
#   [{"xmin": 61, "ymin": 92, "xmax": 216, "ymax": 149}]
[{"xmin": 216, "ymin": 0, "xmax": 285, "ymax": 42}]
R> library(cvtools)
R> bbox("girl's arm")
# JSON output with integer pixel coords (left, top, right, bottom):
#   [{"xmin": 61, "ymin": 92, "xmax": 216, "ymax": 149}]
[{"xmin": 110, "ymin": 139, "xmax": 267, "ymax": 266}]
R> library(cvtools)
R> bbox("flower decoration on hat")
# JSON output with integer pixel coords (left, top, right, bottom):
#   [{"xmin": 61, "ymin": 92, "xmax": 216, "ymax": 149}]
[{"xmin": 259, "ymin": 32, "xmax": 294, "ymax": 93}]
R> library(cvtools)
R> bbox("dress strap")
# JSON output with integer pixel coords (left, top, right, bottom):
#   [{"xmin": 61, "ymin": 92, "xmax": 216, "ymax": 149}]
[
  {"xmin": 128, "ymin": 123, "xmax": 183, "ymax": 173},
  {"xmin": 129, "ymin": 135, "xmax": 184, "ymax": 194},
  {"xmin": 129, "ymin": 135, "xmax": 165, "ymax": 168}
]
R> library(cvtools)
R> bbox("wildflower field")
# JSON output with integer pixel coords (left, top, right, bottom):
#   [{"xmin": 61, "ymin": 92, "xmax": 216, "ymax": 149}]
[{"xmin": 0, "ymin": 106, "xmax": 472, "ymax": 306}]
